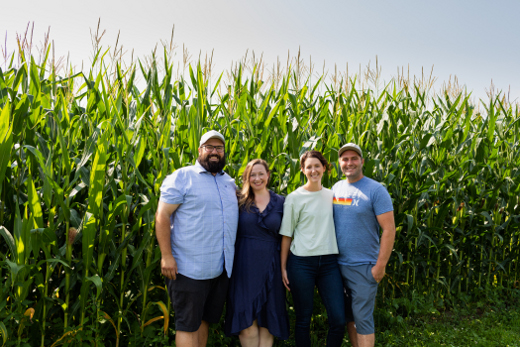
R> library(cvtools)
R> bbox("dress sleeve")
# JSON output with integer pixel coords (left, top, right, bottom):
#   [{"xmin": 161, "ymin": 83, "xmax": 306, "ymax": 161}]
[{"xmin": 279, "ymin": 194, "xmax": 299, "ymax": 237}]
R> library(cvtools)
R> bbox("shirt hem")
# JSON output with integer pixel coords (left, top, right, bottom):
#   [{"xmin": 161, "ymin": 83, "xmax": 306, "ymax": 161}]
[
  {"xmin": 159, "ymin": 198, "xmax": 183, "ymax": 205},
  {"xmin": 290, "ymin": 250, "xmax": 339, "ymax": 257},
  {"xmin": 338, "ymin": 261, "xmax": 377, "ymax": 266},
  {"xmin": 374, "ymin": 208, "xmax": 394, "ymax": 216}
]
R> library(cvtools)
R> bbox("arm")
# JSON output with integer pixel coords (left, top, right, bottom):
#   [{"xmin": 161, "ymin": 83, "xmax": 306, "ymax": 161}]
[
  {"xmin": 372, "ymin": 210, "xmax": 396, "ymax": 283},
  {"xmin": 280, "ymin": 236, "xmax": 292, "ymax": 291},
  {"xmin": 155, "ymin": 200, "xmax": 181, "ymax": 280},
  {"xmin": 279, "ymin": 197, "xmax": 297, "ymax": 291}
]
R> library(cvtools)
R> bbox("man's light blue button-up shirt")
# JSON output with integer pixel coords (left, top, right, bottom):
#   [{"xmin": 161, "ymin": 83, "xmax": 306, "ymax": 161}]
[{"xmin": 159, "ymin": 161, "xmax": 239, "ymax": 280}]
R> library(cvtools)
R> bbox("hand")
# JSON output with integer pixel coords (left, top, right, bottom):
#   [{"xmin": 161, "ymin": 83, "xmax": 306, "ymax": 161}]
[
  {"xmin": 371, "ymin": 265, "xmax": 385, "ymax": 283},
  {"xmin": 282, "ymin": 268, "xmax": 290, "ymax": 291},
  {"xmin": 161, "ymin": 255, "xmax": 178, "ymax": 280}
]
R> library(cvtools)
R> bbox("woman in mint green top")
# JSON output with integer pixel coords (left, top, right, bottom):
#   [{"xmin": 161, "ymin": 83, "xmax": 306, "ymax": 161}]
[{"xmin": 279, "ymin": 150, "xmax": 346, "ymax": 347}]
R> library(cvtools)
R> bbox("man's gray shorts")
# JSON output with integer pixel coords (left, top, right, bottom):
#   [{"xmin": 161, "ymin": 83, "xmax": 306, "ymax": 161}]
[{"xmin": 339, "ymin": 264, "xmax": 378, "ymax": 335}]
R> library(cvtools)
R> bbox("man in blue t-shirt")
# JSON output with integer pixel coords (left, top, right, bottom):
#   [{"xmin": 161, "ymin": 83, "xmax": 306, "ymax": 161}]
[{"xmin": 332, "ymin": 143, "xmax": 396, "ymax": 347}]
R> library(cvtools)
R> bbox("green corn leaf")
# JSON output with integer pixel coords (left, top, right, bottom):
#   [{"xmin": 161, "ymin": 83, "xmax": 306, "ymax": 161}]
[
  {"xmin": 405, "ymin": 213, "xmax": 414, "ymax": 234},
  {"xmin": 4, "ymin": 259, "xmax": 26, "ymax": 288},
  {"xmin": 11, "ymin": 94, "xmax": 30, "ymax": 136},
  {"xmin": 36, "ymin": 258, "xmax": 70, "ymax": 269},
  {"xmin": 0, "ymin": 321, "xmax": 7, "ymax": 346},
  {"xmin": 26, "ymin": 173, "xmax": 44, "ymax": 228},
  {"xmin": 56, "ymin": 110, "xmax": 72, "ymax": 176},
  {"xmin": 88, "ymin": 131, "xmax": 109, "ymax": 218},
  {"xmin": 11, "ymin": 64, "xmax": 27, "ymax": 97},
  {"xmin": 31, "ymin": 227, "xmax": 58, "ymax": 244},
  {"xmin": 0, "ymin": 101, "xmax": 13, "ymax": 189},
  {"xmin": 0, "ymin": 226, "xmax": 16, "ymax": 261},
  {"xmin": 98, "ymin": 194, "xmax": 128, "ymax": 266},
  {"xmin": 24, "ymin": 145, "xmax": 70, "ymax": 221},
  {"xmin": 434, "ymin": 199, "xmax": 453, "ymax": 229},
  {"xmin": 86, "ymin": 275, "xmax": 103, "ymax": 299},
  {"xmin": 29, "ymin": 57, "xmax": 41, "ymax": 95},
  {"xmin": 104, "ymin": 229, "xmax": 137, "ymax": 283},
  {"xmin": 133, "ymin": 136, "xmax": 146, "ymax": 168},
  {"xmin": 81, "ymin": 212, "xmax": 96, "ymax": 275}
]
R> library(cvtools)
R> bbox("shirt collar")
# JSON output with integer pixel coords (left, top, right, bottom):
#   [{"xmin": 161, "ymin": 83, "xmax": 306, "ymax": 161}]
[{"xmin": 195, "ymin": 160, "xmax": 225, "ymax": 175}]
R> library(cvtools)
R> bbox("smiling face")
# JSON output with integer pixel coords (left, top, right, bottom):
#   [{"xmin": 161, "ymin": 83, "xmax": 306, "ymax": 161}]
[
  {"xmin": 249, "ymin": 163, "xmax": 269, "ymax": 192},
  {"xmin": 198, "ymin": 138, "xmax": 226, "ymax": 173},
  {"xmin": 302, "ymin": 156, "xmax": 325, "ymax": 185},
  {"xmin": 339, "ymin": 150, "xmax": 364, "ymax": 182}
]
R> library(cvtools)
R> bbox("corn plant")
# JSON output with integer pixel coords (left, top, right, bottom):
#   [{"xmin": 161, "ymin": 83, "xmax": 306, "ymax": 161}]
[{"xmin": 0, "ymin": 37, "xmax": 519, "ymax": 346}]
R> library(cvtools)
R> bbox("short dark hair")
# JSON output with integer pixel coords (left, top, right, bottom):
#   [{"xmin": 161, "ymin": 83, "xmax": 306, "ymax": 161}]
[{"xmin": 300, "ymin": 150, "xmax": 331, "ymax": 172}]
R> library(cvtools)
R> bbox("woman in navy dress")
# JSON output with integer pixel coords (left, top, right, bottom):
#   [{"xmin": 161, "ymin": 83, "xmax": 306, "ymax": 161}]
[{"xmin": 225, "ymin": 159, "xmax": 289, "ymax": 346}]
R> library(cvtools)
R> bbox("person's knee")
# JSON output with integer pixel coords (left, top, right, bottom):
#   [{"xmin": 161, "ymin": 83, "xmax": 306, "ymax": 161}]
[
  {"xmin": 321, "ymin": 292, "xmax": 346, "ymax": 328},
  {"xmin": 294, "ymin": 312, "xmax": 313, "ymax": 328},
  {"xmin": 240, "ymin": 325, "xmax": 259, "ymax": 339},
  {"xmin": 327, "ymin": 307, "xmax": 346, "ymax": 328},
  {"xmin": 258, "ymin": 327, "xmax": 274, "ymax": 346},
  {"xmin": 294, "ymin": 303, "xmax": 314, "ymax": 322},
  {"xmin": 357, "ymin": 332, "xmax": 375, "ymax": 347},
  {"xmin": 351, "ymin": 296, "xmax": 375, "ymax": 334},
  {"xmin": 354, "ymin": 316, "xmax": 375, "ymax": 335},
  {"xmin": 175, "ymin": 330, "xmax": 199, "ymax": 346}
]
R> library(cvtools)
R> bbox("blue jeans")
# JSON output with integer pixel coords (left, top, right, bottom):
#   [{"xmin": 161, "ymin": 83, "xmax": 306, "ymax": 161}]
[{"xmin": 287, "ymin": 253, "xmax": 346, "ymax": 347}]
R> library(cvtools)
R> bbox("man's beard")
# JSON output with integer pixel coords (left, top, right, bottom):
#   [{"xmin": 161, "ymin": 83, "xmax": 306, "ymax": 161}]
[{"xmin": 198, "ymin": 153, "xmax": 226, "ymax": 173}]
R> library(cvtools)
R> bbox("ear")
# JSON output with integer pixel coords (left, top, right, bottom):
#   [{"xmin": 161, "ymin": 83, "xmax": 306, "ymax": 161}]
[{"xmin": 198, "ymin": 147, "xmax": 202, "ymax": 156}]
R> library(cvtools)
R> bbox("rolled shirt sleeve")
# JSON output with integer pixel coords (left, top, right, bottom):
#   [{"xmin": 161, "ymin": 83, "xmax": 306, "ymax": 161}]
[{"xmin": 160, "ymin": 171, "xmax": 186, "ymax": 204}]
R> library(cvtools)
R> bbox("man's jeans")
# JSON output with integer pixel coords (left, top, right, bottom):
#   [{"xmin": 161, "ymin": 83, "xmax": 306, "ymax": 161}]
[{"xmin": 287, "ymin": 253, "xmax": 346, "ymax": 346}]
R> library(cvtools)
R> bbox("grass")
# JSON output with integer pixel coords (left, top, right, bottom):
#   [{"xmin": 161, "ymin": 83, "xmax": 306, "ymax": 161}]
[
  {"xmin": 204, "ymin": 289, "xmax": 520, "ymax": 347},
  {"xmin": 378, "ymin": 301, "xmax": 520, "ymax": 347}
]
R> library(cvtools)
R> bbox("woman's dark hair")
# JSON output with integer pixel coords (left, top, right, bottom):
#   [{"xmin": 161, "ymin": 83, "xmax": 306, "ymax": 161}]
[{"xmin": 300, "ymin": 150, "xmax": 332, "ymax": 172}]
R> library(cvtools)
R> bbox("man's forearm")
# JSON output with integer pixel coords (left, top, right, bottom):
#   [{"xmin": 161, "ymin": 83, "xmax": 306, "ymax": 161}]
[
  {"xmin": 155, "ymin": 212, "xmax": 173, "ymax": 257},
  {"xmin": 155, "ymin": 203, "xmax": 180, "ymax": 280},
  {"xmin": 375, "ymin": 229, "xmax": 395, "ymax": 268}
]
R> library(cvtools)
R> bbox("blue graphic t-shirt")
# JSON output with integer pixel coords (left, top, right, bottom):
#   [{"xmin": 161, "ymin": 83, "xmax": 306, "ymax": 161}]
[{"xmin": 332, "ymin": 176, "xmax": 393, "ymax": 266}]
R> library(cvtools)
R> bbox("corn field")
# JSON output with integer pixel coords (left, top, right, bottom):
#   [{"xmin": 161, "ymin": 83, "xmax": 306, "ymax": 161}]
[{"xmin": 0, "ymin": 39, "xmax": 519, "ymax": 346}]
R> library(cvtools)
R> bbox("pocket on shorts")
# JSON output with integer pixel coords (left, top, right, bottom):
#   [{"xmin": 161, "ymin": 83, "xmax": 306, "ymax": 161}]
[{"xmin": 366, "ymin": 264, "xmax": 378, "ymax": 284}]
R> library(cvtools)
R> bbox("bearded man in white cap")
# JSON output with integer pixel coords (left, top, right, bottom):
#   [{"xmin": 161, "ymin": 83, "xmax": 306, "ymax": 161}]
[
  {"xmin": 155, "ymin": 130, "xmax": 238, "ymax": 346},
  {"xmin": 332, "ymin": 143, "xmax": 396, "ymax": 347}
]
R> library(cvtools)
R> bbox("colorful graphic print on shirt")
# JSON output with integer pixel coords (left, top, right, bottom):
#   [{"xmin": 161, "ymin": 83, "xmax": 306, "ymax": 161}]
[{"xmin": 333, "ymin": 197, "xmax": 359, "ymax": 206}]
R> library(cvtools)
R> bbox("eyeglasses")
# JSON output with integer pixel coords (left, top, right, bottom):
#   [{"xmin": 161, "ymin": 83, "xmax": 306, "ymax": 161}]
[{"xmin": 202, "ymin": 145, "xmax": 225, "ymax": 152}]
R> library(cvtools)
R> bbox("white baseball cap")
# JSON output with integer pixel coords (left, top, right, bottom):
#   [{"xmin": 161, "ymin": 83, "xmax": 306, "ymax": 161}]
[
  {"xmin": 199, "ymin": 130, "xmax": 225, "ymax": 146},
  {"xmin": 338, "ymin": 143, "xmax": 363, "ymax": 158}
]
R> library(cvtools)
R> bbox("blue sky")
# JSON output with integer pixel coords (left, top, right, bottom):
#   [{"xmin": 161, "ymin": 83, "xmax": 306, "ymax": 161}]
[{"xmin": 3, "ymin": 0, "xmax": 519, "ymax": 101}]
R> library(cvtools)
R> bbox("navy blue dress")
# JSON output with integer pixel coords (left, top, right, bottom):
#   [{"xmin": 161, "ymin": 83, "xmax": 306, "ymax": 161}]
[{"xmin": 225, "ymin": 191, "xmax": 290, "ymax": 340}]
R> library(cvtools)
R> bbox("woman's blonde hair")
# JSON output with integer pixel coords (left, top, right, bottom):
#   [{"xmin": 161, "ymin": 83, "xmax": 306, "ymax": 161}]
[{"xmin": 239, "ymin": 159, "xmax": 270, "ymax": 212}]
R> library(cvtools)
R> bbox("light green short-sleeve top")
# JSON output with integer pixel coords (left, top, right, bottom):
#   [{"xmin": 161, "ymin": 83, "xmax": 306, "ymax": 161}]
[{"xmin": 279, "ymin": 186, "xmax": 339, "ymax": 256}]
